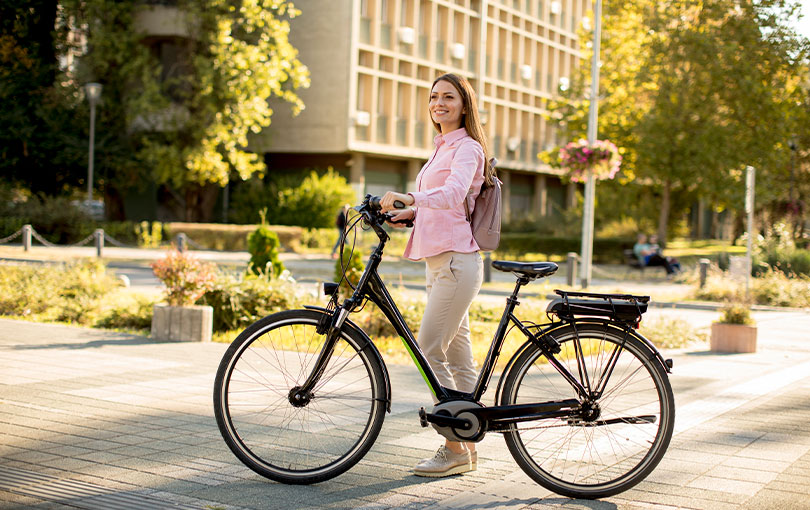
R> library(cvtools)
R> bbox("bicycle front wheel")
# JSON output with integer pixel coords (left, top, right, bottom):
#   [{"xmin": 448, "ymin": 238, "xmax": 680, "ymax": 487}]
[
  {"xmin": 500, "ymin": 323, "xmax": 674, "ymax": 499},
  {"xmin": 214, "ymin": 309, "xmax": 386, "ymax": 484}
]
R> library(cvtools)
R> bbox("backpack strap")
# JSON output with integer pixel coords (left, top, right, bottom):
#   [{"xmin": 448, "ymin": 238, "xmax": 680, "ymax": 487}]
[{"xmin": 466, "ymin": 157, "xmax": 498, "ymax": 223}]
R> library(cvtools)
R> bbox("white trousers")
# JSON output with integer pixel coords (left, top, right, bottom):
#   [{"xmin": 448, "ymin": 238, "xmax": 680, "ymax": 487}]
[{"xmin": 418, "ymin": 251, "xmax": 483, "ymax": 395}]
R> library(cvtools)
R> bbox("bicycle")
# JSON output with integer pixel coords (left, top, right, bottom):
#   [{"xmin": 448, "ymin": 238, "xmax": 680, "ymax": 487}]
[{"xmin": 213, "ymin": 195, "xmax": 675, "ymax": 499}]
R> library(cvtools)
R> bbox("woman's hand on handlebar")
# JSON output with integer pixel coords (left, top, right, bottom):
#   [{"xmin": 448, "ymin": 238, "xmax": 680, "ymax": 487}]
[
  {"xmin": 380, "ymin": 191, "xmax": 414, "ymax": 212},
  {"xmin": 385, "ymin": 208, "xmax": 415, "ymax": 228}
]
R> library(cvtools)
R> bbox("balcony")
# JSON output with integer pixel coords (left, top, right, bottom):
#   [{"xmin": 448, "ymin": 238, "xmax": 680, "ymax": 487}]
[{"xmin": 133, "ymin": 4, "xmax": 192, "ymax": 39}]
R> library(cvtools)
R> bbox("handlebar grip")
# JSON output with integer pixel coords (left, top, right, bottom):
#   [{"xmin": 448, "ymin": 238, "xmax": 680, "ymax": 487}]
[{"xmin": 369, "ymin": 195, "xmax": 406, "ymax": 210}]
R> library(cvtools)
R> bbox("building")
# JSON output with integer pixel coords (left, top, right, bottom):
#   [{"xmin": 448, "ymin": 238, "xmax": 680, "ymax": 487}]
[{"xmin": 251, "ymin": 0, "xmax": 589, "ymax": 220}]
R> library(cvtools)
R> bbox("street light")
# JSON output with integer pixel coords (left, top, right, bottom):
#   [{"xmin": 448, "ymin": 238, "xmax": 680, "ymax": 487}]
[
  {"xmin": 85, "ymin": 82, "xmax": 102, "ymax": 204},
  {"xmin": 580, "ymin": 0, "xmax": 603, "ymax": 288}
]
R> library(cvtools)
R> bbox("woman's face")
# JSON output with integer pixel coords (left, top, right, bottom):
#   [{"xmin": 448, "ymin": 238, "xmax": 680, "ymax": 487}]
[{"xmin": 429, "ymin": 80, "xmax": 465, "ymax": 132}]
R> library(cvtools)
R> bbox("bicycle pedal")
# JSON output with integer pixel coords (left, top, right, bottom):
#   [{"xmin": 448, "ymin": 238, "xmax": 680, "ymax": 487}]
[{"xmin": 418, "ymin": 407, "xmax": 428, "ymax": 427}]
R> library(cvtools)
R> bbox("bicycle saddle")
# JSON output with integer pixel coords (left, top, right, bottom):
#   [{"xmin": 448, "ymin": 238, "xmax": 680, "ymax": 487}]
[{"xmin": 492, "ymin": 260, "xmax": 558, "ymax": 278}]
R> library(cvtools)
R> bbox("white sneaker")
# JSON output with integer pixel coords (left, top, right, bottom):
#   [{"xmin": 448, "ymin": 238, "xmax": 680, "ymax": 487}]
[{"xmin": 414, "ymin": 446, "xmax": 473, "ymax": 477}]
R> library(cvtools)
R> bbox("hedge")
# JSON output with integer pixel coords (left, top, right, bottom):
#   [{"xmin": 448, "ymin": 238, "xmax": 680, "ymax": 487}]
[{"xmin": 495, "ymin": 234, "xmax": 633, "ymax": 264}]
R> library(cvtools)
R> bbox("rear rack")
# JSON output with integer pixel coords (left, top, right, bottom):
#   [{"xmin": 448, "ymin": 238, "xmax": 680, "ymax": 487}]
[{"xmin": 547, "ymin": 290, "xmax": 650, "ymax": 324}]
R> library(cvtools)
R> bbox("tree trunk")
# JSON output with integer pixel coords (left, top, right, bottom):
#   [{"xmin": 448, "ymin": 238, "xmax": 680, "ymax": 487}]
[
  {"xmin": 657, "ymin": 179, "xmax": 671, "ymax": 245},
  {"xmin": 184, "ymin": 183, "xmax": 221, "ymax": 222}
]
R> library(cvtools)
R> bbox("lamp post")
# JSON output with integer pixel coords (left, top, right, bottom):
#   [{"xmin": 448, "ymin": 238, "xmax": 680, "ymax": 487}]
[
  {"xmin": 580, "ymin": 0, "xmax": 602, "ymax": 288},
  {"xmin": 85, "ymin": 83, "xmax": 103, "ymax": 204}
]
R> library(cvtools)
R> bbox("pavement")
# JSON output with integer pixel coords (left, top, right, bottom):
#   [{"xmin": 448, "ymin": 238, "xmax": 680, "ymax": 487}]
[{"xmin": 2, "ymin": 245, "xmax": 810, "ymax": 509}]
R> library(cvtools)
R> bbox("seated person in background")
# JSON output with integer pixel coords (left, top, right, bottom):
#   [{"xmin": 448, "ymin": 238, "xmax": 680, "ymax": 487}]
[{"xmin": 633, "ymin": 234, "xmax": 680, "ymax": 275}]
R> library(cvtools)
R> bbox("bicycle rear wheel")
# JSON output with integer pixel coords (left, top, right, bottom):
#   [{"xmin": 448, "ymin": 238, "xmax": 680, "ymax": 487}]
[
  {"xmin": 499, "ymin": 323, "xmax": 674, "ymax": 499},
  {"xmin": 214, "ymin": 309, "xmax": 386, "ymax": 484}
]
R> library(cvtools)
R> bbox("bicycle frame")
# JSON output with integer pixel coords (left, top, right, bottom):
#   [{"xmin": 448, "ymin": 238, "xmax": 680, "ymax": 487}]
[{"xmin": 299, "ymin": 211, "xmax": 579, "ymax": 412}]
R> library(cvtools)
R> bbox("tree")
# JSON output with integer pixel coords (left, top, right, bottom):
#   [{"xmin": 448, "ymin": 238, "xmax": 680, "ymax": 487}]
[
  {"xmin": 59, "ymin": 0, "xmax": 309, "ymax": 221},
  {"xmin": 548, "ymin": 0, "xmax": 810, "ymax": 242},
  {"xmin": 0, "ymin": 0, "xmax": 87, "ymax": 194}
]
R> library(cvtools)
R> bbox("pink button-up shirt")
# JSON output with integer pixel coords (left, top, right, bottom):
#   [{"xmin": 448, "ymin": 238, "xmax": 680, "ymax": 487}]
[{"xmin": 403, "ymin": 127, "xmax": 485, "ymax": 261}]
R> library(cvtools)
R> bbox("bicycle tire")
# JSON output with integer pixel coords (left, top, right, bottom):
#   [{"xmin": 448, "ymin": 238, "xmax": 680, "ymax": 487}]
[
  {"xmin": 213, "ymin": 309, "xmax": 387, "ymax": 484},
  {"xmin": 499, "ymin": 323, "xmax": 674, "ymax": 499}
]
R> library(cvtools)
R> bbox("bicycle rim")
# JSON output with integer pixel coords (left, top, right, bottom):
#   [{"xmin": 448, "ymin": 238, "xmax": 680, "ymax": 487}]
[
  {"xmin": 501, "ymin": 324, "xmax": 674, "ymax": 499},
  {"xmin": 214, "ymin": 310, "xmax": 385, "ymax": 483}
]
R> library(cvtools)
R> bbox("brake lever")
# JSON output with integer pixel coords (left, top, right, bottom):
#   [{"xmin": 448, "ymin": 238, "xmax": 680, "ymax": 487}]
[{"xmin": 383, "ymin": 213, "xmax": 414, "ymax": 228}]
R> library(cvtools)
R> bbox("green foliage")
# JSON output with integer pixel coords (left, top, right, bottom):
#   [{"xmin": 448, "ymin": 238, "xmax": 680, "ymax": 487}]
[
  {"xmin": 335, "ymin": 245, "xmax": 365, "ymax": 296},
  {"xmin": 247, "ymin": 221, "xmax": 285, "ymax": 276},
  {"xmin": 719, "ymin": 303, "xmax": 754, "ymax": 326},
  {"xmin": 53, "ymin": 0, "xmax": 309, "ymax": 220},
  {"xmin": 135, "ymin": 221, "xmax": 163, "ymax": 248},
  {"xmin": 0, "ymin": 260, "xmax": 122, "ymax": 325},
  {"xmin": 495, "ymin": 235, "xmax": 633, "ymax": 263},
  {"xmin": 753, "ymin": 224, "xmax": 810, "ymax": 277},
  {"xmin": 151, "ymin": 249, "xmax": 218, "ymax": 306},
  {"xmin": 549, "ymin": 0, "xmax": 810, "ymax": 242},
  {"xmin": 232, "ymin": 169, "xmax": 356, "ymax": 228},
  {"xmin": 10, "ymin": 195, "xmax": 90, "ymax": 243},
  {"xmin": 96, "ymin": 295, "xmax": 155, "ymax": 331},
  {"xmin": 199, "ymin": 273, "xmax": 302, "ymax": 332},
  {"xmin": 639, "ymin": 315, "xmax": 708, "ymax": 349},
  {"xmin": 693, "ymin": 265, "xmax": 810, "ymax": 308},
  {"xmin": 0, "ymin": 2, "xmax": 90, "ymax": 194}
]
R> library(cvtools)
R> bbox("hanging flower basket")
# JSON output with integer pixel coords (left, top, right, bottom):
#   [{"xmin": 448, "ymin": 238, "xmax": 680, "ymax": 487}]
[{"xmin": 559, "ymin": 139, "xmax": 622, "ymax": 183}]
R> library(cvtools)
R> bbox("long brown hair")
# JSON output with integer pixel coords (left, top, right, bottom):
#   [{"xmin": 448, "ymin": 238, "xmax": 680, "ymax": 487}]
[{"xmin": 430, "ymin": 73, "xmax": 495, "ymax": 187}]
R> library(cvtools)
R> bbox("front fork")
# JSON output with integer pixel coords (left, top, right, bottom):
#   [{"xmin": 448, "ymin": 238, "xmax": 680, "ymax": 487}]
[{"xmin": 293, "ymin": 306, "xmax": 351, "ymax": 398}]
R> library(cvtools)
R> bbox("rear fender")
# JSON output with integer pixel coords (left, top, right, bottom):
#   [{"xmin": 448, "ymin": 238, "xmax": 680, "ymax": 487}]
[{"xmin": 494, "ymin": 320, "xmax": 671, "ymax": 406}]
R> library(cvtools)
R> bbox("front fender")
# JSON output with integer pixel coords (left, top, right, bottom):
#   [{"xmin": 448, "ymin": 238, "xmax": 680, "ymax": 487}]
[{"xmin": 304, "ymin": 305, "xmax": 393, "ymax": 413}]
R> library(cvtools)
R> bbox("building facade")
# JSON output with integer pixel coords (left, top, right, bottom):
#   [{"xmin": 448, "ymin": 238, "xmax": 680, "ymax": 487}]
[{"xmin": 251, "ymin": 0, "xmax": 588, "ymax": 220}]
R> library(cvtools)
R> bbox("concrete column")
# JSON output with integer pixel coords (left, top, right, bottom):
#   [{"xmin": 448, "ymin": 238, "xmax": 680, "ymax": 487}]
[
  {"xmin": 533, "ymin": 174, "xmax": 547, "ymax": 217},
  {"xmin": 406, "ymin": 159, "xmax": 420, "ymax": 192},
  {"xmin": 566, "ymin": 181, "xmax": 577, "ymax": 209},
  {"xmin": 501, "ymin": 168, "xmax": 511, "ymax": 222},
  {"xmin": 349, "ymin": 153, "xmax": 366, "ymax": 200}
]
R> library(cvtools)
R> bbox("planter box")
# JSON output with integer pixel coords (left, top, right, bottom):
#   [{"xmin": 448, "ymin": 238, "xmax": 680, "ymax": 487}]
[
  {"xmin": 710, "ymin": 323, "xmax": 757, "ymax": 353},
  {"xmin": 151, "ymin": 304, "xmax": 213, "ymax": 342}
]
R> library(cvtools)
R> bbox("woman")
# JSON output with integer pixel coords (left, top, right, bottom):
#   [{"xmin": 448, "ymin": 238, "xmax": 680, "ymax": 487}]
[{"xmin": 380, "ymin": 73, "xmax": 495, "ymax": 478}]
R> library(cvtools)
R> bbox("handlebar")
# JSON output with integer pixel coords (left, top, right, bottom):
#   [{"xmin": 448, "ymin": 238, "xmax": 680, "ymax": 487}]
[
  {"xmin": 356, "ymin": 195, "xmax": 414, "ymax": 229},
  {"xmin": 368, "ymin": 196, "xmax": 406, "ymax": 210}
]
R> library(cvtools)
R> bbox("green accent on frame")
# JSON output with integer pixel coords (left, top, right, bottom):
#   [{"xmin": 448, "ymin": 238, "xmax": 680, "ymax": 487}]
[{"xmin": 400, "ymin": 337, "xmax": 436, "ymax": 398}]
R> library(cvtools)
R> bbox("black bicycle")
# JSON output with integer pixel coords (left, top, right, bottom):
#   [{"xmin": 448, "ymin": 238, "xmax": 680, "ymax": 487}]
[{"xmin": 213, "ymin": 195, "xmax": 675, "ymax": 499}]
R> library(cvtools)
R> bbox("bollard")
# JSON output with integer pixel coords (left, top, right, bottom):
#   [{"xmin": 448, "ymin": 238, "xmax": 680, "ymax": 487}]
[
  {"xmin": 94, "ymin": 229, "xmax": 104, "ymax": 258},
  {"xmin": 699, "ymin": 258, "xmax": 710, "ymax": 288},
  {"xmin": 566, "ymin": 252, "xmax": 578, "ymax": 286},
  {"xmin": 483, "ymin": 252, "xmax": 492, "ymax": 283},
  {"xmin": 22, "ymin": 224, "xmax": 32, "ymax": 251},
  {"xmin": 176, "ymin": 233, "xmax": 187, "ymax": 253}
]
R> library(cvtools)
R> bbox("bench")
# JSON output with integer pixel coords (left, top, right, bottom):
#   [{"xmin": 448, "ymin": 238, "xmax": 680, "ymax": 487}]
[{"xmin": 623, "ymin": 249, "xmax": 644, "ymax": 271}]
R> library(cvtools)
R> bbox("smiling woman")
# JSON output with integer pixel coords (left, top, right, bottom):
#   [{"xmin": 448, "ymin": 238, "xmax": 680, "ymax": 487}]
[{"xmin": 376, "ymin": 73, "xmax": 498, "ymax": 477}]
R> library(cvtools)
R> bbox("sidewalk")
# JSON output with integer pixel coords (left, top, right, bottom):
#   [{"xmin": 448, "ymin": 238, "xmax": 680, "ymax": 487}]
[{"xmin": 2, "ymin": 309, "xmax": 810, "ymax": 509}]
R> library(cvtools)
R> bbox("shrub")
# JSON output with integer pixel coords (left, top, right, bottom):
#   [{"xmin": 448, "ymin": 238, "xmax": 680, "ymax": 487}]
[
  {"xmin": 247, "ymin": 220, "xmax": 285, "ymax": 276},
  {"xmin": 0, "ymin": 260, "xmax": 121, "ymax": 324},
  {"xmin": 495, "ymin": 234, "xmax": 632, "ymax": 263},
  {"xmin": 199, "ymin": 273, "xmax": 303, "ymax": 332},
  {"xmin": 693, "ymin": 265, "xmax": 810, "ymax": 308},
  {"xmin": 719, "ymin": 302, "xmax": 754, "ymax": 325},
  {"xmin": 639, "ymin": 315, "xmax": 708, "ymax": 349},
  {"xmin": 151, "ymin": 250, "xmax": 217, "ymax": 306},
  {"xmin": 135, "ymin": 221, "xmax": 163, "ymax": 248},
  {"xmin": 97, "ymin": 295, "xmax": 156, "ymax": 331},
  {"xmin": 228, "ymin": 168, "xmax": 355, "ymax": 229},
  {"xmin": 273, "ymin": 169, "xmax": 356, "ymax": 228}
]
